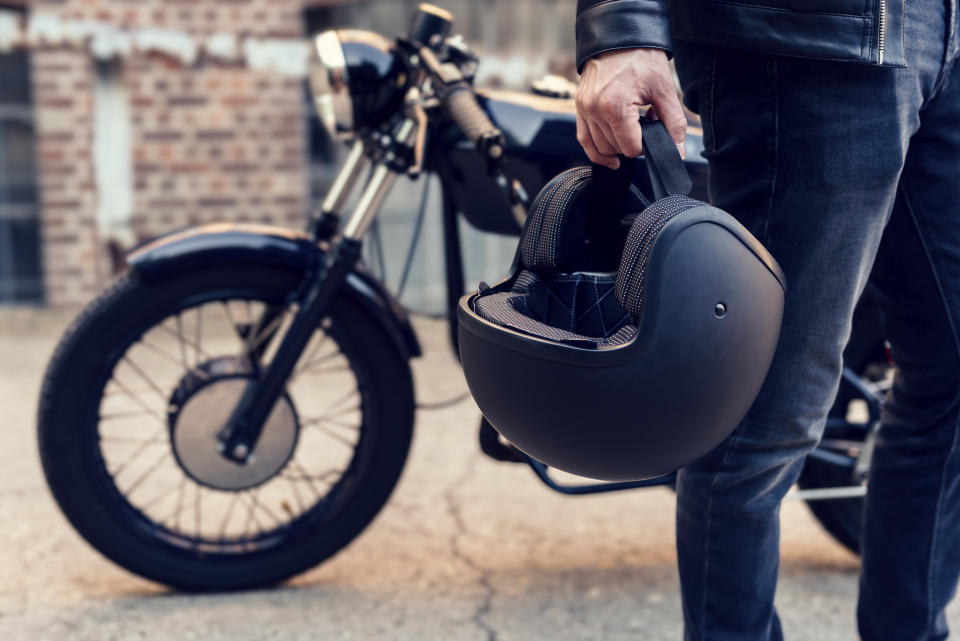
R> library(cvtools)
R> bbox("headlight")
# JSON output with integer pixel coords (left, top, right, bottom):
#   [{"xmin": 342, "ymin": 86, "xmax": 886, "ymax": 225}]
[
  {"xmin": 310, "ymin": 31, "xmax": 353, "ymax": 140},
  {"xmin": 309, "ymin": 30, "xmax": 408, "ymax": 142}
]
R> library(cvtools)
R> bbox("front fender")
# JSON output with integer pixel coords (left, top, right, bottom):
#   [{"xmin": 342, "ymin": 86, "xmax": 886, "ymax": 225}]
[{"xmin": 128, "ymin": 223, "xmax": 421, "ymax": 359}]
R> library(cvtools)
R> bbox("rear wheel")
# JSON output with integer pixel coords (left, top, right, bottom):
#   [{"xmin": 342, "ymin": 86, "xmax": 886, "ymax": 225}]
[{"xmin": 38, "ymin": 264, "xmax": 415, "ymax": 591}]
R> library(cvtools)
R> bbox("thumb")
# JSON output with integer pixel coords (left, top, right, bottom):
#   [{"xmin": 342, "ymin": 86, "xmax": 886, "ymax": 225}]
[{"xmin": 646, "ymin": 97, "xmax": 687, "ymax": 159}]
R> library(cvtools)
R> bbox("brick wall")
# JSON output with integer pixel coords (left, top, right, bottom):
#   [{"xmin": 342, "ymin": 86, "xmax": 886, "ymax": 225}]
[
  {"xmin": 30, "ymin": 0, "xmax": 310, "ymax": 305},
  {"xmin": 31, "ymin": 46, "xmax": 101, "ymax": 305}
]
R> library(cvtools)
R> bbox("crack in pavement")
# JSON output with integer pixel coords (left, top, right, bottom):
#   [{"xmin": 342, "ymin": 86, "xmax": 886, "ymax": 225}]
[{"xmin": 443, "ymin": 453, "xmax": 501, "ymax": 641}]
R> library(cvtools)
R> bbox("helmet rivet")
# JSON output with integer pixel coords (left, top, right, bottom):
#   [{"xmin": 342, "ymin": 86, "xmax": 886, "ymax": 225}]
[{"xmin": 714, "ymin": 303, "xmax": 727, "ymax": 318}]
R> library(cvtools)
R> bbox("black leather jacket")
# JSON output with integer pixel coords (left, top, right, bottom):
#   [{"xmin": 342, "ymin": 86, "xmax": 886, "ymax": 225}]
[{"xmin": 576, "ymin": 0, "xmax": 905, "ymax": 71}]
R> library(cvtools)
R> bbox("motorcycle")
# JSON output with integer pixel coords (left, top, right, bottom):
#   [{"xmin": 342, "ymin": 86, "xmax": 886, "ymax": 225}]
[{"xmin": 37, "ymin": 5, "xmax": 888, "ymax": 591}]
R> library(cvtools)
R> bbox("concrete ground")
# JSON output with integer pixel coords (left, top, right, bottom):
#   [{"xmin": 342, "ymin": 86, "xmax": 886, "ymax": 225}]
[{"xmin": 1, "ymin": 306, "xmax": 958, "ymax": 641}]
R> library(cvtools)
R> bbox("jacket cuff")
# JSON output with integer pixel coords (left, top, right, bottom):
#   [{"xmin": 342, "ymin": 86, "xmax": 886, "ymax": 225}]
[{"xmin": 576, "ymin": 0, "xmax": 673, "ymax": 73}]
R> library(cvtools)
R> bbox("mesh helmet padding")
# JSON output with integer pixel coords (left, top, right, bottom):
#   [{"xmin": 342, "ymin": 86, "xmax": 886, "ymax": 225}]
[{"xmin": 519, "ymin": 167, "xmax": 649, "ymax": 274}]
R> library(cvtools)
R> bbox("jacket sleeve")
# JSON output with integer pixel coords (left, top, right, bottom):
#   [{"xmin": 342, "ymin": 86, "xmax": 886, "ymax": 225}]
[{"xmin": 576, "ymin": 0, "xmax": 673, "ymax": 73}]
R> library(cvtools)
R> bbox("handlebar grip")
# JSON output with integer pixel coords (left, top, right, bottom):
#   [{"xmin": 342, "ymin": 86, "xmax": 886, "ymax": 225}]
[{"xmin": 442, "ymin": 84, "xmax": 503, "ymax": 154}]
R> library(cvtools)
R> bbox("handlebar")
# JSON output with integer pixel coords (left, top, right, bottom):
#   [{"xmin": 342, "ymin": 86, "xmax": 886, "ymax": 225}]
[
  {"xmin": 415, "ymin": 44, "xmax": 504, "ymax": 159},
  {"xmin": 441, "ymin": 83, "xmax": 504, "ymax": 158}
]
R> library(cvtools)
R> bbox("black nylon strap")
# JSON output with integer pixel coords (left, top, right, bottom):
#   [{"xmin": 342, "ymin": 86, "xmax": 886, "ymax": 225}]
[
  {"xmin": 639, "ymin": 117, "xmax": 692, "ymax": 200},
  {"xmin": 590, "ymin": 157, "xmax": 637, "ymax": 217}
]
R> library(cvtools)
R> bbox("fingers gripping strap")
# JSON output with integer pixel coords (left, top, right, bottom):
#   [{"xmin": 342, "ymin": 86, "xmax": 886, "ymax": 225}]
[{"xmin": 615, "ymin": 194, "xmax": 704, "ymax": 319}]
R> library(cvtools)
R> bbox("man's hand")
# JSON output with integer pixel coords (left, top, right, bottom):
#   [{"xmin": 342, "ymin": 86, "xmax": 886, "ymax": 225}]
[{"xmin": 575, "ymin": 48, "xmax": 686, "ymax": 169}]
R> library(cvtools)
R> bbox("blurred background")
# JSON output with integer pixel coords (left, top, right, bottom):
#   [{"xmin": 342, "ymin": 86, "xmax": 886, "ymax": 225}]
[{"xmin": 0, "ymin": 0, "xmax": 576, "ymax": 312}]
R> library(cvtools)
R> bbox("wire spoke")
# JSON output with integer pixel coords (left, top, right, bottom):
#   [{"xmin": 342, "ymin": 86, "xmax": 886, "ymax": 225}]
[
  {"xmin": 241, "ymin": 310, "xmax": 288, "ymax": 360},
  {"xmin": 302, "ymin": 412, "xmax": 360, "ymax": 432},
  {"xmin": 316, "ymin": 403, "xmax": 363, "ymax": 422},
  {"xmin": 175, "ymin": 314, "xmax": 189, "ymax": 369},
  {"xmin": 285, "ymin": 472, "xmax": 306, "ymax": 516},
  {"xmin": 289, "ymin": 459, "xmax": 326, "ymax": 501},
  {"xmin": 241, "ymin": 491, "xmax": 265, "ymax": 541},
  {"xmin": 120, "ymin": 356, "xmax": 170, "ymax": 402},
  {"xmin": 221, "ymin": 301, "xmax": 248, "ymax": 345},
  {"xmin": 108, "ymin": 427, "xmax": 167, "ymax": 477},
  {"xmin": 292, "ymin": 335, "xmax": 336, "ymax": 379},
  {"xmin": 160, "ymin": 477, "xmax": 188, "ymax": 529},
  {"xmin": 100, "ymin": 433, "xmax": 167, "ymax": 444},
  {"xmin": 307, "ymin": 421, "xmax": 358, "ymax": 447},
  {"xmin": 326, "ymin": 388, "xmax": 360, "ymax": 413},
  {"xmin": 241, "ymin": 491, "xmax": 284, "ymax": 530},
  {"xmin": 105, "ymin": 378, "xmax": 167, "ymax": 423},
  {"xmin": 99, "ymin": 409, "xmax": 167, "ymax": 422},
  {"xmin": 159, "ymin": 318, "xmax": 214, "ymax": 365},
  {"xmin": 281, "ymin": 466, "xmax": 344, "ymax": 484},
  {"xmin": 218, "ymin": 491, "xmax": 242, "ymax": 541},
  {"xmin": 120, "ymin": 450, "xmax": 172, "ymax": 496},
  {"xmin": 302, "ymin": 332, "xmax": 332, "ymax": 364},
  {"xmin": 297, "ymin": 362, "xmax": 350, "ymax": 378},
  {"xmin": 138, "ymin": 337, "xmax": 202, "ymax": 374},
  {"xmin": 137, "ymin": 480, "xmax": 186, "ymax": 512}
]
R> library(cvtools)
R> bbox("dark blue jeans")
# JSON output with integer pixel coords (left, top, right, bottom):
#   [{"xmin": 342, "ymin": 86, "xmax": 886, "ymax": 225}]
[{"xmin": 673, "ymin": 1, "xmax": 960, "ymax": 639}]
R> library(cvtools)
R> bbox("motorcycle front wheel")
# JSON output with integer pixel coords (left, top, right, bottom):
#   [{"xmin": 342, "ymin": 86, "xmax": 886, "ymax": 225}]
[{"xmin": 38, "ymin": 263, "xmax": 414, "ymax": 591}]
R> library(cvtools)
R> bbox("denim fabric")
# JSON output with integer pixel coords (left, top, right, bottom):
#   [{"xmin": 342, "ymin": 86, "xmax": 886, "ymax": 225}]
[{"xmin": 672, "ymin": 1, "xmax": 960, "ymax": 639}]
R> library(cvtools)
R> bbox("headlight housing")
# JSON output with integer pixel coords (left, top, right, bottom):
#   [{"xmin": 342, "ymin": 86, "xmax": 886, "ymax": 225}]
[{"xmin": 309, "ymin": 30, "xmax": 408, "ymax": 142}]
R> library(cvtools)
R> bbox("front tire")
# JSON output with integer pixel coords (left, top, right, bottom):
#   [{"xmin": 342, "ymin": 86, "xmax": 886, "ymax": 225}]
[{"xmin": 38, "ymin": 263, "xmax": 415, "ymax": 591}]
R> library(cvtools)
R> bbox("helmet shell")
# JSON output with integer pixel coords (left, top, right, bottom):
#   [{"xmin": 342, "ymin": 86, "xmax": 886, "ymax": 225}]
[{"xmin": 458, "ymin": 205, "xmax": 785, "ymax": 481}]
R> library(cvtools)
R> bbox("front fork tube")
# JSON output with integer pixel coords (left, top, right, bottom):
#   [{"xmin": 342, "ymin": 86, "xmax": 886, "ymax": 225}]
[
  {"xmin": 244, "ymin": 140, "xmax": 372, "ymax": 370},
  {"xmin": 219, "ymin": 161, "xmax": 400, "ymax": 463},
  {"xmin": 311, "ymin": 139, "xmax": 368, "ymax": 240}
]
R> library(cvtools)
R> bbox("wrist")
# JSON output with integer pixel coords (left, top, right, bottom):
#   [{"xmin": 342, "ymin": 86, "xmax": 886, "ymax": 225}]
[{"xmin": 586, "ymin": 47, "xmax": 669, "ymax": 72}]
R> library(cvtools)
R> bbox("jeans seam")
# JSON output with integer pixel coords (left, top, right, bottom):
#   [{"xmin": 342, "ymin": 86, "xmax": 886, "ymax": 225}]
[
  {"xmin": 762, "ymin": 58, "xmax": 780, "ymax": 246},
  {"xmin": 898, "ymin": 180, "xmax": 960, "ymax": 634},
  {"xmin": 704, "ymin": 47, "xmax": 718, "ymax": 160},
  {"xmin": 929, "ymin": 0, "xmax": 959, "ymax": 101},
  {"xmin": 696, "ymin": 433, "xmax": 739, "ymax": 641}
]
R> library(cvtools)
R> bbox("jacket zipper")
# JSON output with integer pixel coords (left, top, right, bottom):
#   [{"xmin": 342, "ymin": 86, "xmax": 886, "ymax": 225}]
[{"xmin": 877, "ymin": 0, "xmax": 887, "ymax": 64}]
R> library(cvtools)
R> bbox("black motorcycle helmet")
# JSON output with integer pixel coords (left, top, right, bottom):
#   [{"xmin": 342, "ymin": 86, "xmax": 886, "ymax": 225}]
[{"xmin": 457, "ymin": 119, "xmax": 786, "ymax": 481}]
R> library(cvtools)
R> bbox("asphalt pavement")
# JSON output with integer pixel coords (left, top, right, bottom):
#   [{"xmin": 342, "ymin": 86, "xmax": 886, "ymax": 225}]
[{"xmin": 2, "ymin": 307, "xmax": 958, "ymax": 641}]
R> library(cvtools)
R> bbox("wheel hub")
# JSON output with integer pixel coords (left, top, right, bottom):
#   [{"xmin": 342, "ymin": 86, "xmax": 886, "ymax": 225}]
[{"xmin": 168, "ymin": 357, "xmax": 299, "ymax": 491}]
